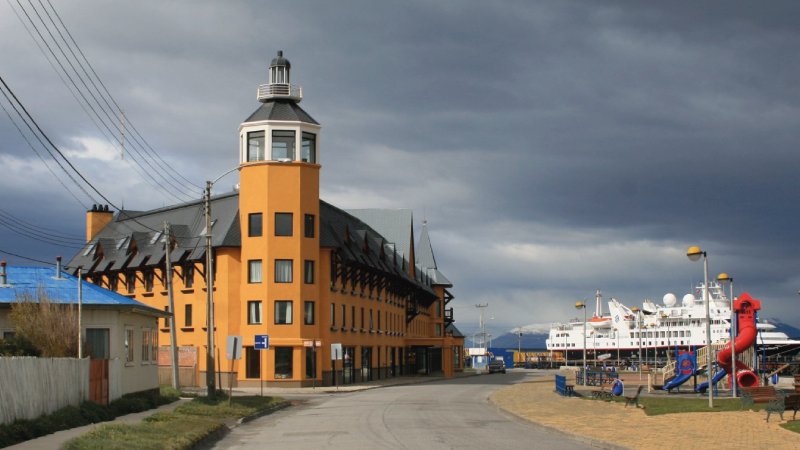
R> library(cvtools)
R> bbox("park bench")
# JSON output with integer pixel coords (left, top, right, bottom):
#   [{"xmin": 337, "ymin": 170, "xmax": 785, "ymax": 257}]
[
  {"xmin": 766, "ymin": 393, "xmax": 800, "ymax": 423},
  {"xmin": 624, "ymin": 385, "xmax": 644, "ymax": 408},
  {"xmin": 740, "ymin": 386, "xmax": 781, "ymax": 408},
  {"xmin": 555, "ymin": 374, "xmax": 574, "ymax": 397}
]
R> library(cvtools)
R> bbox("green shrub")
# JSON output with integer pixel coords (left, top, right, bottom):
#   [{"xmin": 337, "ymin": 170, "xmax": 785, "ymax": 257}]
[{"xmin": 79, "ymin": 401, "xmax": 113, "ymax": 423}]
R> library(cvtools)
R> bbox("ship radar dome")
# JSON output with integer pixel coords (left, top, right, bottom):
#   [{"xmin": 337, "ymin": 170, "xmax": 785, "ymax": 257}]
[
  {"xmin": 682, "ymin": 294, "xmax": 695, "ymax": 307},
  {"xmin": 663, "ymin": 293, "xmax": 677, "ymax": 307}
]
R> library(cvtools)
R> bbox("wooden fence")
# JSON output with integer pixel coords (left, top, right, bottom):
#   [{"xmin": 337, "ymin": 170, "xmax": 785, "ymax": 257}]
[{"xmin": 0, "ymin": 357, "xmax": 89, "ymax": 425}]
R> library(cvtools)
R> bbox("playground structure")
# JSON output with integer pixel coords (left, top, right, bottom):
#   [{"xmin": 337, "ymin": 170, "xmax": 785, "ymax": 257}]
[{"xmin": 663, "ymin": 292, "xmax": 762, "ymax": 392}]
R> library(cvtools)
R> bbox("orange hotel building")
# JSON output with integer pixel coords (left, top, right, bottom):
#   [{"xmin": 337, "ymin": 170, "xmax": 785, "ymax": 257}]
[{"xmin": 68, "ymin": 52, "xmax": 465, "ymax": 387}]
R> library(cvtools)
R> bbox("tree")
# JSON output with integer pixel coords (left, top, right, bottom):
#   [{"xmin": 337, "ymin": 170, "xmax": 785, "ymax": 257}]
[{"xmin": 9, "ymin": 288, "xmax": 79, "ymax": 357}]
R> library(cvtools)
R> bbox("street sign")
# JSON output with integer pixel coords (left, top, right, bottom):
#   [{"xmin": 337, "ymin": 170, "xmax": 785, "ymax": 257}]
[
  {"xmin": 255, "ymin": 334, "xmax": 269, "ymax": 350},
  {"xmin": 331, "ymin": 343, "xmax": 342, "ymax": 360},
  {"xmin": 226, "ymin": 335, "xmax": 243, "ymax": 360}
]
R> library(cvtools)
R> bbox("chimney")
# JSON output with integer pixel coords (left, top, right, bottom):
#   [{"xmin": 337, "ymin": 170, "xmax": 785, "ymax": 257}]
[
  {"xmin": 0, "ymin": 260, "xmax": 7, "ymax": 285},
  {"xmin": 86, "ymin": 204, "xmax": 114, "ymax": 242},
  {"xmin": 56, "ymin": 256, "xmax": 62, "ymax": 279}
]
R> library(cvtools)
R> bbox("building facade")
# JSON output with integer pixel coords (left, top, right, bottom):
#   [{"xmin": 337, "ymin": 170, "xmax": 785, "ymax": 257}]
[{"xmin": 68, "ymin": 52, "xmax": 464, "ymax": 387}]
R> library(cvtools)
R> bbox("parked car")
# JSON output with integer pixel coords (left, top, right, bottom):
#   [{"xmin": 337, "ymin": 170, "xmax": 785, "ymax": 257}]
[{"xmin": 488, "ymin": 357, "xmax": 506, "ymax": 374}]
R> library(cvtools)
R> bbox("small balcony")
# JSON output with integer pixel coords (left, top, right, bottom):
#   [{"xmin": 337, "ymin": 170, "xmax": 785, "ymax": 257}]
[{"xmin": 257, "ymin": 83, "xmax": 302, "ymax": 102}]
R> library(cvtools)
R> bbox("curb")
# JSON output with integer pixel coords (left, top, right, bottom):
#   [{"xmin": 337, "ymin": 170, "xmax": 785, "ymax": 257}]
[{"xmin": 191, "ymin": 400, "xmax": 292, "ymax": 449}]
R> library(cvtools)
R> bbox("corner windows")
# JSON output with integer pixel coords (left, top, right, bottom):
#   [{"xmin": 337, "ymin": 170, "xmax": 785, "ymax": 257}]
[
  {"xmin": 248, "ymin": 301, "xmax": 262, "ymax": 325},
  {"xmin": 271, "ymin": 130, "xmax": 295, "ymax": 161},
  {"xmin": 247, "ymin": 131, "xmax": 265, "ymax": 162},
  {"xmin": 248, "ymin": 213, "xmax": 263, "ymax": 237},
  {"xmin": 275, "ymin": 259, "xmax": 293, "ymax": 283},
  {"xmin": 304, "ymin": 260, "xmax": 314, "ymax": 284},
  {"xmin": 275, "ymin": 213, "xmax": 293, "ymax": 236},
  {"xmin": 275, "ymin": 300, "xmax": 293, "ymax": 325},
  {"xmin": 304, "ymin": 214, "xmax": 315, "ymax": 238},
  {"xmin": 248, "ymin": 260, "xmax": 263, "ymax": 283},
  {"xmin": 302, "ymin": 132, "xmax": 316, "ymax": 163},
  {"xmin": 304, "ymin": 301, "xmax": 315, "ymax": 325}
]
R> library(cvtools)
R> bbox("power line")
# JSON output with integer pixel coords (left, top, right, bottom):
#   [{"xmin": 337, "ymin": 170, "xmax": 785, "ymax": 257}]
[
  {"xmin": 0, "ymin": 247, "xmax": 56, "ymax": 265},
  {"xmin": 11, "ymin": 0, "xmax": 194, "ymax": 204}
]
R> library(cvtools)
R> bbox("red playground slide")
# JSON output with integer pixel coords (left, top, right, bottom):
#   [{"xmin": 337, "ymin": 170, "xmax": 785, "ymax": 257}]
[{"xmin": 717, "ymin": 292, "xmax": 761, "ymax": 388}]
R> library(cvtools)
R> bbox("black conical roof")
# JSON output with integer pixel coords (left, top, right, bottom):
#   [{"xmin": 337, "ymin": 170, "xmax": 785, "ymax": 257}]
[{"xmin": 243, "ymin": 100, "xmax": 318, "ymax": 125}]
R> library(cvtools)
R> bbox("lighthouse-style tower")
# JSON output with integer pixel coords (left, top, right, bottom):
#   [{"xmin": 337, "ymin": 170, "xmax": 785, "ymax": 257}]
[{"xmin": 238, "ymin": 51, "xmax": 321, "ymax": 368}]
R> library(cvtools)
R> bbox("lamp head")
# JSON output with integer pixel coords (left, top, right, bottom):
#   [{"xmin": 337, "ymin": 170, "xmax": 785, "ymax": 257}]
[
  {"xmin": 686, "ymin": 246, "xmax": 703, "ymax": 262},
  {"xmin": 575, "ymin": 301, "xmax": 585, "ymax": 309},
  {"xmin": 717, "ymin": 272, "xmax": 732, "ymax": 283}
]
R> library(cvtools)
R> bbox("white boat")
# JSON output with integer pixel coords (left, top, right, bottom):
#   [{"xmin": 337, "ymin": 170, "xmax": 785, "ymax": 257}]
[{"xmin": 545, "ymin": 285, "xmax": 800, "ymax": 365}]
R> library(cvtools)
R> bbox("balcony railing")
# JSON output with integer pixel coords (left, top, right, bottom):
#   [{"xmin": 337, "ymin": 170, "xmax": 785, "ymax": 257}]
[{"xmin": 257, "ymin": 83, "xmax": 302, "ymax": 101}]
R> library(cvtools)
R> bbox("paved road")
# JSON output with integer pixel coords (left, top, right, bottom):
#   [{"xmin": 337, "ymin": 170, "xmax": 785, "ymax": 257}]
[{"xmin": 214, "ymin": 372, "xmax": 594, "ymax": 450}]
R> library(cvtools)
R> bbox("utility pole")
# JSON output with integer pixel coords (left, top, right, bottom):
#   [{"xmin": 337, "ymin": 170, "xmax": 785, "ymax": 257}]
[
  {"xmin": 164, "ymin": 222, "xmax": 180, "ymax": 390},
  {"xmin": 204, "ymin": 182, "xmax": 216, "ymax": 398}
]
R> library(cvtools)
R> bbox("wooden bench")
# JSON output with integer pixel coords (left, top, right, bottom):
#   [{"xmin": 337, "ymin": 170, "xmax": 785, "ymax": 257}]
[
  {"xmin": 624, "ymin": 385, "xmax": 644, "ymax": 408},
  {"xmin": 740, "ymin": 386, "xmax": 781, "ymax": 408},
  {"xmin": 555, "ymin": 374, "xmax": 575, "ymax": 397},
  {"xmin": 766, "ymin": 393, "xmax": 800, "ymax": 422},
  {"xmin": 590, "ymin": 387, "xmax": 613, "ymax": 401}
]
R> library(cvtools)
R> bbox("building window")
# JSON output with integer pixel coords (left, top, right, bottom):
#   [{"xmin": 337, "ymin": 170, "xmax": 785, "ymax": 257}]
[
  {"xmin": 352, "ymin": 306, "xmax": 357, "ymax": 330},
  {"xmin": 248, "ymin": 213, "xmax": 263, "ymax": 237},
  {"xmin": 144, "ymin": 270, "xmax": 154, "ymax": 292},
  {"xmin": 271, "ymin": 130, "xmax": 296, "ymax": 161},
  {"xmin": 304, "ymin": 214, "xmax": 315, "ymax": 238},
  {"xmin": 126, "ymin": 271, "xmax": 136, "ymax": 293},
  {"xmin": 125, "ymin": 328, "xmax": 135, "ymax": 363},
  {"xmin": 275, "ymin": 347, "xmax": 293, "ymax": 379},
  {"xmin": 305, "ymin": 347, "xmax": 315, "ymax": 379},
  {"xmin": 330, "ymin": 303, "xmax": 336, "ymax": 327},
  {"xmin": 360, "ymin": 307, "xmax": 365, "ymax": 329},
  {"xmin": 245, "ymin": 346, "xmax": 260, "ymax": 378},
  {"xmin": 184, "ymin": 304, "xmax": 192, "ymax": 327},
  {"xmin": 86, "ymin": 328, "xmax": 109, "ymax": 359},
  {"xmin": 304, "ymin": 301, "xmax": 315, "ymax": 325},
  {"xmin": 248, "ymin": 260, "xmax": 263, "ymax": 283},
  {"xmin": 275, "ymin": 300, "xmax": 293, "ymax": 324},
  {"xmin": 150, "ymin": 330, "xmax": 158, "ymax": 362},
  {"xmin": 341, "ymin": 304, "xmax": 347, "ymax": 328},
  {"xmin": 304, "ymin": 260, "xmax": 314, "ymax": 284},
  {"xmin": 248, "ymin": 301, "xmax": 262, "ymax": 325},
  {"xmin": 164, "ymin": 306, "xmax": 170, "ymax": 328},
  {"xmin": 247, "ymin": 130, "xmax": 265, "ymax": 161},
  {"xmin": 369, "ymin": 309, "xmax": 374, "ymax": 331},
  {"xmin": 275, "ymin": 213, "xmax": 293, "ymax": 236},
  {"xmin": 141, "ymin": 328, "xmax": 151, "ymax": 362},
  {"xmin": 275, "ymin": 259, "xmax": 293, "ymax": 283},
  {"xmin": 183, "ymin": 264, "xmax": 194, "ymax": 288},
  {"xmin": 301, "ymin": 132, "xmax": 316, "ymax": 163}
]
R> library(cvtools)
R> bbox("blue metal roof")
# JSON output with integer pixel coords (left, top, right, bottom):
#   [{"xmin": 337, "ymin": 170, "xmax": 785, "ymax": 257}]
[{"xmin": 0, "ymin": 266, "xmax": 166, "ymax": 316}]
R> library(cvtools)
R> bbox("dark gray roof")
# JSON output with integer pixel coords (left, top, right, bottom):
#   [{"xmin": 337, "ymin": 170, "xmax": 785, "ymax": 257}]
[
  {"xmin": 67, "ymin": 192, "xmax": 239, "ymax": 273},
  {"xmin": 244, "ymin": 100, "xmax": 318, "ymax": 125},
  {"xmin": 346, "ymin": 209, "xmax": 413, "ymax": 262},
  {"xmin": 416, "ymin": 222, "xmax": 452, "ymax": 287},
  {"xmin": 446, "ymin": 323, "xmax": 464, "ymax": 338},
  {"xmin": 68, "ymin": 195, "xmax": 439, "ymax": 297}
]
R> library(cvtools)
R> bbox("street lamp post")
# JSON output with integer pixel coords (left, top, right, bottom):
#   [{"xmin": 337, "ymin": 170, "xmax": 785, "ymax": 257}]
[
  {"xmin": 632, "ymin": 306, "xmax": 642, "ymax": 380},
  {"xmin": 718, "ymin": 273, "xmax": 736, "ymax": 398},
  {"xmin": 687, "ymin": 245, "xmax": 714, "ymax": 408},
  {"xmin": 575, "ymin": 301, "xmax": 587, "ymax": 385},
  {"xmin": 203, "ymin": 167, "xmax": 240, "ymax": 398}
]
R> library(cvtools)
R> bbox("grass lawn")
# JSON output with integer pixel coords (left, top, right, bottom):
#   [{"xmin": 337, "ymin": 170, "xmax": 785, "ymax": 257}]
[
  {"xmin": 781, "ymin": 420, "xmax": 800, "ymax": 433},
  {"xmin": 584, "ymin": 391, "xmax": 764, "ymax": 416},
  {"xmin": 63, "ymin": 395, "xmax": 285, "ymax": 450}
]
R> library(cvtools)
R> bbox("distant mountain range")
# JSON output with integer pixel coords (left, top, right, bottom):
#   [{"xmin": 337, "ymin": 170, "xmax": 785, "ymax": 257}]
[{"xmin": 489, "ymin": 317, "xmax": 800, "ymax": 350}]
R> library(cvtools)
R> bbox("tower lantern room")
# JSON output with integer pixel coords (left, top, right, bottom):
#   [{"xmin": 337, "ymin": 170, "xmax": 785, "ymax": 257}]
[{"xmin": 257, "ymin": 50, "xmax": 302, "ymax": 103}]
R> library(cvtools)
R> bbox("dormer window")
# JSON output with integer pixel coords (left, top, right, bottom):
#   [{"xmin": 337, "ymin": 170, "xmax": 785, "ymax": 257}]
[
  {"xmin": 272, "ymin": 130, "xmax": 295, "ymax": 161},
  {"xmin": 248, "ymin": 131, "xmax": 265, "ymax": 161}
]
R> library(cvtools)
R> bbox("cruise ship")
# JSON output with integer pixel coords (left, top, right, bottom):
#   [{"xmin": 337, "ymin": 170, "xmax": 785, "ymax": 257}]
[{"xmin": 545, "ymin": 285, "xmax": 800, "ymax": 365}]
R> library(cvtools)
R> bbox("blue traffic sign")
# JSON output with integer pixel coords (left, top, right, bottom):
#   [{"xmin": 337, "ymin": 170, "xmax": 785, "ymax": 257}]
[{"xmin": 255, "ymin": 334, "xmax": 269, "ymax": 350}]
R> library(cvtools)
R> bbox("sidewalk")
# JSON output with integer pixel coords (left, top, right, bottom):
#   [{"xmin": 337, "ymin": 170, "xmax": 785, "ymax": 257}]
[{"xmin": 5, "ymin": 399, "xmax": 189, "ymax": 450}]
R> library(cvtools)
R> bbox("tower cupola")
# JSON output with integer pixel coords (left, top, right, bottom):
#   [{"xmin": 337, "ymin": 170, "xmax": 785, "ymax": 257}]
[{"xmin": 257, "ymin": 50, "xmax": 302, "ymax": 103}]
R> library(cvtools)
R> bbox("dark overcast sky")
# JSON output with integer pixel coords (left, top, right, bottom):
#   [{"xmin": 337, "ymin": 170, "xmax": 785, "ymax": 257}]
[{"xmin": 1, "ymin": 1, "xmax": 799, "ymax": 338}]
